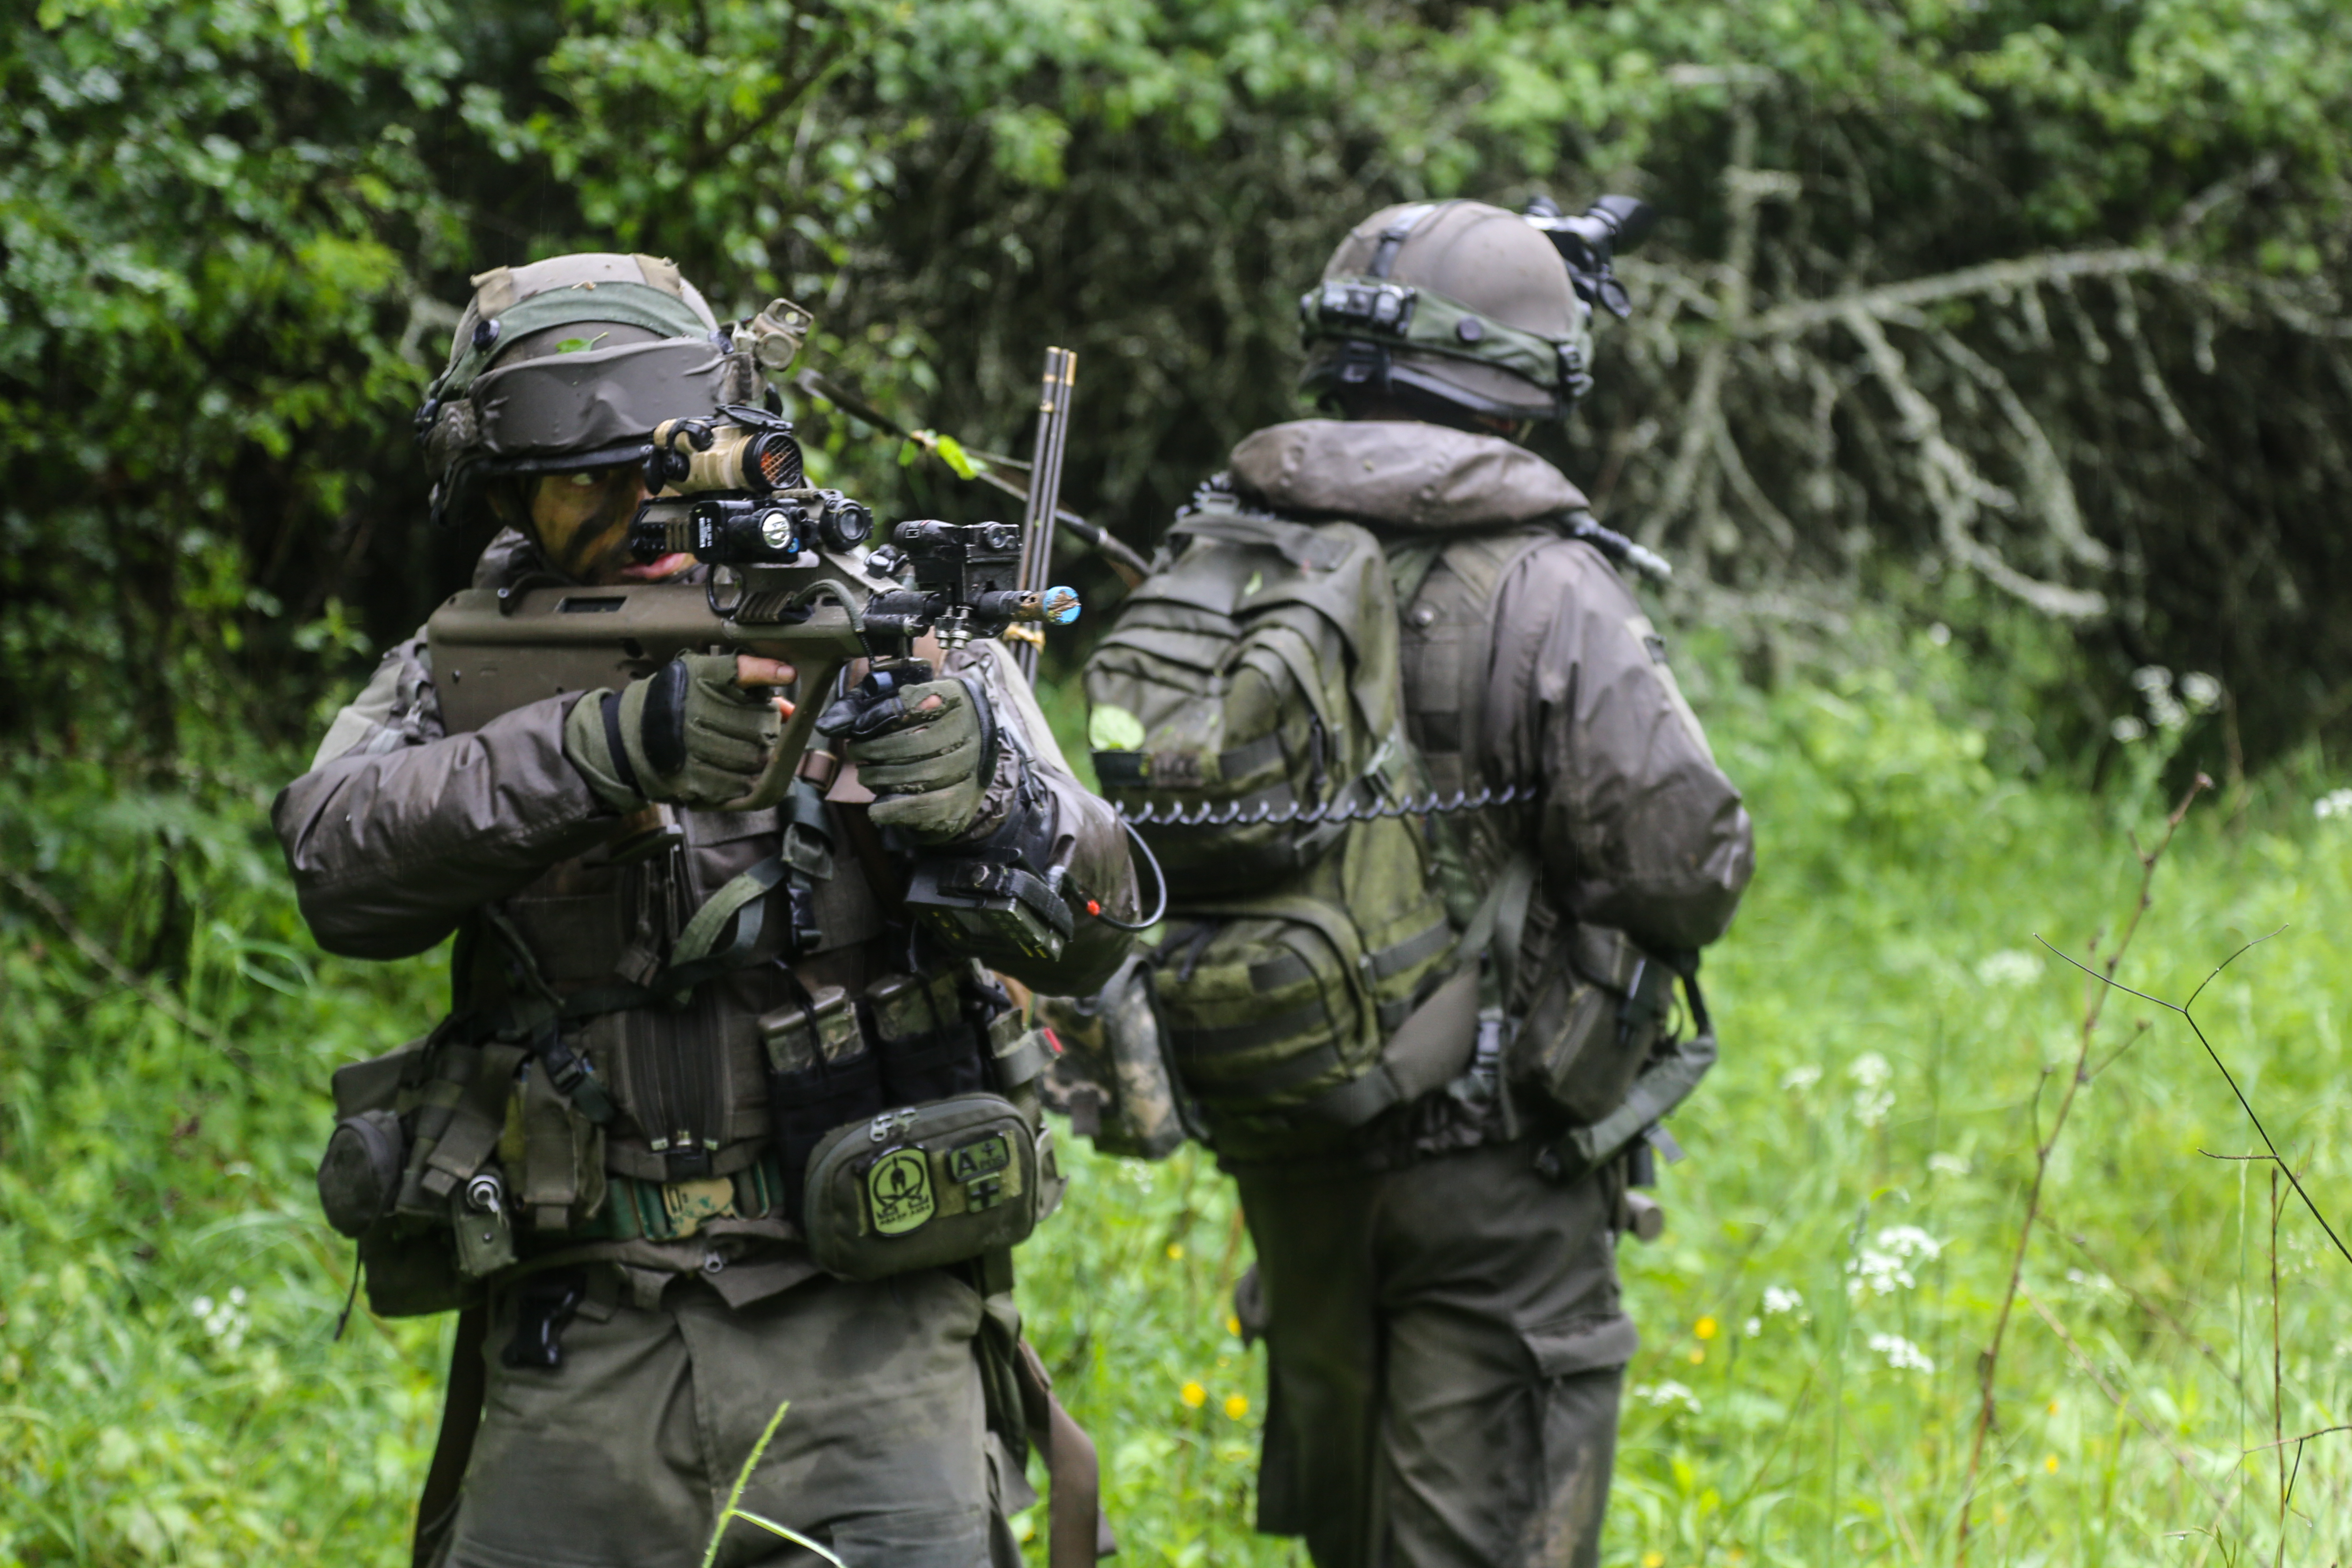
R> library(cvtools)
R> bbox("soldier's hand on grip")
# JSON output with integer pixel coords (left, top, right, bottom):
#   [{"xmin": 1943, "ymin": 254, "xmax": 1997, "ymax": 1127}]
[
  {"xmin": 565, "ymin": 652, "xmax": 795, "ymax": 812},
  {"xmin": 820, "ymin": 674, "xmax": 997, "ymax": 843}
]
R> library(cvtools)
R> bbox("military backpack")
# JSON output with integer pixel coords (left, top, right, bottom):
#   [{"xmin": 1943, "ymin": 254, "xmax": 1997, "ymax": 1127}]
[{"xmin": 1081, "ymin": 483, "xmax": 1708, "ymax": 1163}]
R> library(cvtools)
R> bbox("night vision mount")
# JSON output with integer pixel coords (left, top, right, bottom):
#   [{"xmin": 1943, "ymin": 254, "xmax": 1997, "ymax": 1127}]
[{"xmin": 1522, "ymin": 193, "xmax": 1658, "ymax": 320}]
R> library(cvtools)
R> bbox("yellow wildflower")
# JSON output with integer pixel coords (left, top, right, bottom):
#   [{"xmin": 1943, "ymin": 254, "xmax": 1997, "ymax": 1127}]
[
  {"xmin": 2044, "ymin": 1453, "xmax": 2059, "ymax": 1473},
  {"xmin": 1226, "ymin": 1315, "xmax": 1242, "ymax": 1337},
  {"xmin": 1180, "ymin": 1381, "xmax": 1207, "ymax": 1408},
  {"xmin": 1694, "ymin": 1316, "xmax": 1718, "ymax": 1341},
  {"xmin": 1643, "ymin": 1553, "xmax": 1666, "ymax": 1568},
  {"xmin": 1224, "ymin": 1394, "xmax": 1250, "ymax": 1420},
  {"xmin": 1687, "ymin": 1347, "xmax": 1706, "ymax": 1365},
  {"xmin": 1166, "ymin": 1242, "xmax": 1186, "ymax": 1261}
]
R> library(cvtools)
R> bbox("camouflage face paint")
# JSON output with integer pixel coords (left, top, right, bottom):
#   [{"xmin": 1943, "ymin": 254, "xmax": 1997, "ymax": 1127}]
[{"xmin": 525, "ymin": 465, "xmax": 649, "ymax": 584}]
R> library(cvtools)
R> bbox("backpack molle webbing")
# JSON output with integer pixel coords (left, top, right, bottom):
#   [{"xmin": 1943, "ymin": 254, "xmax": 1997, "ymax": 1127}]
[{"xmin": 1082, "ymin": 495, "xmax": 1463, "ymax": 1146}]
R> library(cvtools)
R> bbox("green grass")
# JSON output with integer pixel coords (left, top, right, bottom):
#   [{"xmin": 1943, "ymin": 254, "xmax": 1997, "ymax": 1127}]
[{"xmin": 8, "ymin": 641, "xmax": 2352, "ymax": 1565}]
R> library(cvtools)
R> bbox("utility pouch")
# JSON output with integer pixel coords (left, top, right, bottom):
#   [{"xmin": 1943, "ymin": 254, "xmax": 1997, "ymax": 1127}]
[
  {"xmin": 867, "ymin": 971, "xmax": 987, "ymax": 1106},
  {"xmin": 802, "ymin": 1094, "xmax": 1059, "ymax": 1282},
  {"xmin": 493, "ymin": 1060, "xmax": 609, "ymax": 1237},
  {"xmin": 1507, "ymin": 923, "xmax": 1668, "ymax": 1125},
  {"xmin": 1083, "ymin": 509, "xmax": 1411, "ymax": 897},
  {"xmin": 319, "ymin": 1109, "xmax": 406, "ymax": 1239},
  {"xmin": 452, "ymin": 1167, "xmax": 518, "ymax": 1278},
  {"xmin": 760, "ymin": 984, "xmax": 881, "ymax": 1212},
  {"xmin": 1150, "ymin": 838, "xmax": 1455, "ymax": 1141},
  {"xmin": 320, "ymin": 1033, "xmax": 484, "ymax": 1319},
  {"xmin": 1036, "ymin": 954, "xmax": 1189, "ymax": 1160}
]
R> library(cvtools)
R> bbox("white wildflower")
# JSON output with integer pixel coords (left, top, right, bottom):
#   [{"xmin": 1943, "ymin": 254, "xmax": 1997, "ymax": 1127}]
[
  {"xmin": 1869, "ymin": 1332, "xmax": 1934, "ymax": 1374},
  {"xmin": 2111, "ymin": 715, "xmax": 2146, "ymax": 743},
  {"xmin": 1634, "ymin": 1380, "xmax": 1701, "ymax": 1415},
  {"xmin": 1850, "ymin": 1053, "xmax": 1894, "ymax": 1128},
  {"xmin": 2133, "ymin": 666, "xmax": 2186, "ymax": 729},
  {"xmin": 2316, "ymin": 788, "xmax": 2352, "ymax": 822},
  {"xmin": 1762, "ymin": 1285, "xmax": 1805, "ymax": 1317},
  {"xmin": 1927, "ymin": 622, "xmax": 1952, "ymax": 647},
  {"xmin": 1929, "ymin": 1152, "xmax": 1971, "ymax": 1178},
  {"xmin": 1781, "ymin": 1064, "xmax": 1823, "ymax": 1093},
  {"xmin": 2179, "ymin": 672, "xmax": 2222, "ymax": 712},
  {"xmin": 1745, "ymin": 1317, "xmax": 1763, "ymax": 1338},
  {"xmin": 1975, "ymin": 949, "xmax": 2043, "ymax": 987},
  {"xmin": 1877, "ymin": 1226, "xmax": 1944, "ymax": 1262},
  {"xmin": 1848, "ymin": 1227, "xmax": 1944, "ymax": 1298},
  {"xmin": 192, "ymin": 1290, "xmax": 250, "ymax": 1353},
  {"xmin": 2063, "ymin": 1268, "xmax": 2121, "ymax": 1300}
]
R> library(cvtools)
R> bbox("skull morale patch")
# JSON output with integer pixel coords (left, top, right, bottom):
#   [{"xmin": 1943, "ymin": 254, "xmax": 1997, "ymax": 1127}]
[{"xmin": 866, "ymin": 1147, "xmax": 935, "ymax": 1236}]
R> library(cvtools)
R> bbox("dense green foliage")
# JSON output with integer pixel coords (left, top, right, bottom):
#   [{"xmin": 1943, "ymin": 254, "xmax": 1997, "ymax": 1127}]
[
  {"xmin": 8, "ymin": 653, "xmax": 2352, "ymax": 1563},
  {"xmin": 8, "ymin": 0, "xmax": 2352, "ymax": 770}
]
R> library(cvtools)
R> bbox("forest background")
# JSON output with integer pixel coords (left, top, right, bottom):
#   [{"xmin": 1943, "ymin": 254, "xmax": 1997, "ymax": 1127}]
[{"xmin": 8, "ymin": 0, "xmax": 2352, "ymax": 1563}]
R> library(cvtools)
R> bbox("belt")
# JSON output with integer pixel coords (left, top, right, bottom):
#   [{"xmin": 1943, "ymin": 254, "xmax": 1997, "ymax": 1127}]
[{"xmin": 575, "ymin": 1152, "xmax": 786, "ymax": 1244}]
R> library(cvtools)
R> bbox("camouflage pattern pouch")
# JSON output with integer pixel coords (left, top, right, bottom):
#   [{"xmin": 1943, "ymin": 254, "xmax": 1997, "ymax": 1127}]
[{"xmin": 801, "ymin": 1093, "xmax": 1060, "ymax": 1282}]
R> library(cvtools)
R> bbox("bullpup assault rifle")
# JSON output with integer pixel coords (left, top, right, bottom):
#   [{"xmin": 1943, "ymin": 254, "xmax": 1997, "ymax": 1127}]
[{"xmin": 425, "ymin": 400, "xmax": 1082, "ymax": 818}]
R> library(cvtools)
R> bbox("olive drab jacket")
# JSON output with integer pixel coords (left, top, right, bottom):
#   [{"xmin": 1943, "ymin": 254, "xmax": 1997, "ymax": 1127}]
[
  {"xmin": 1225, "ymin": 420, "xmax": 1753, "ymax": 965},
  {"xmin": 273, "ymin": 529, "xmax": 1138, "ymax": 1297}
]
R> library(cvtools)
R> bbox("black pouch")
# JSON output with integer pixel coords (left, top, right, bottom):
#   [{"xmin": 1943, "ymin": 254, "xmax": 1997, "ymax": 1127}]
[
  {"xmin": 759, "ymin": 984, "xmax": 881, "ymax": 1212},
  {"xmin": 867, "ymin": 971, "xmax": 986, "ymax": 1105},
  {"xmin": 1507, "ymin": 923, "xmax": 1669, "ymax": 1125}
]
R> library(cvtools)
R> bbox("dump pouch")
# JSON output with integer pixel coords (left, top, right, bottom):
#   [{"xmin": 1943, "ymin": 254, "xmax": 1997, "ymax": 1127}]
[{"xmin": 802, "ymin": 1093, "xmax": 1059, "ymax": 1282}]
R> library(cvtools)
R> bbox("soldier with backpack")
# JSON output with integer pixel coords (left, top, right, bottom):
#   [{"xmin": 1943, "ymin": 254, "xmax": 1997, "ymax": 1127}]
[{"xmin": 1073, "ymin": 199, "xmax": 1755, "ymax": 1565}]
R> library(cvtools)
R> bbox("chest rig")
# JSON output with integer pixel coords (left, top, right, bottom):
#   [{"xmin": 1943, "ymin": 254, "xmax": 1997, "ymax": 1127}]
[{"xmin": 316, "ymin": 757, "xmax": 1059, "ymax": 1318}]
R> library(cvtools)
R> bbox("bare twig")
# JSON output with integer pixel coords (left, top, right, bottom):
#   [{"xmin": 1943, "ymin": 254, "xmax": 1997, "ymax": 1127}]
[
  {"xmin": 2270, "ymin": 1166, "xmax": 2284, "ymax": 1568},
  {"xmin": 2042, "ymin": 932, "xmax": 2352, "ymax": 1272},
  {"xmin": 1954, "ymin": 776, "xmax": 2209, "ymax": 1560},
  {"xmin": 1746, "ymin": 248, "xmax": 2197, "ymax": 339},
  {"xmin": 2245, "ymin": 1425, "xmax": 2352, "ymax": 1455},
  {"xmin": 2023, "ymin": 1292, "xmax": 2230, "ymax": 1510}
]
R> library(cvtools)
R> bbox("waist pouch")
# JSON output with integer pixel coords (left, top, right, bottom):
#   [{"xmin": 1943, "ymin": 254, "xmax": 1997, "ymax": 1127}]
[{"xmin": 802, "ymin": 1091, "xmax": 1064, "ymax": 1282}]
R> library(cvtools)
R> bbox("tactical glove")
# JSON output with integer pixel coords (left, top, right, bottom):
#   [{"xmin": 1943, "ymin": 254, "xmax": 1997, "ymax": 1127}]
[
  {"xmin": 820, "ymin": 675, "xmax": 999, "ymax": 842},
  {"xmin": 564, "ymin": 653, "xmax": 782, "ymax": 812}
]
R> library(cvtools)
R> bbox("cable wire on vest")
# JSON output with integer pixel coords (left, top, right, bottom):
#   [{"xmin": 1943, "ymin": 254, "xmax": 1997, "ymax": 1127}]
[{"xmin": 1113, "ymin": 779, "xmax": 1537, "ymax": 829}]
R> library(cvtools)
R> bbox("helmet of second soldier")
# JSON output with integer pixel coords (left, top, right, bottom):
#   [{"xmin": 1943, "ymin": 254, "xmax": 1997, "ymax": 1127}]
[
  {"xmin": 414, "ymin": 253, "xmax": 805, "ymax": 580},
  {"xmin": 1299, "ymin": 199, "xmax": 1592, "ymax": 430}
]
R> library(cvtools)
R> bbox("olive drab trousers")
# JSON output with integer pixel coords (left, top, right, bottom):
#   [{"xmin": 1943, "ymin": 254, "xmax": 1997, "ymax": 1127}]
[
  {"xmin": 435, "ymin": 1267, "xmax": 1029, "ymax": 1568},
  {"xmin": 1234, "ymin": 1142, "xmax": 1634, "ymax": 1568}
]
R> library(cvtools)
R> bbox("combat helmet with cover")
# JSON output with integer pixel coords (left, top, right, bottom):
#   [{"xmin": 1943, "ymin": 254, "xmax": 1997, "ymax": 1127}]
[
  {"xmin": 1298, "ymin": 194, "xmax": 1653, "ymax": 428},
  {"xmin": 411, "ymin": 252, "xmax": 813, "ymax": 524}
]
